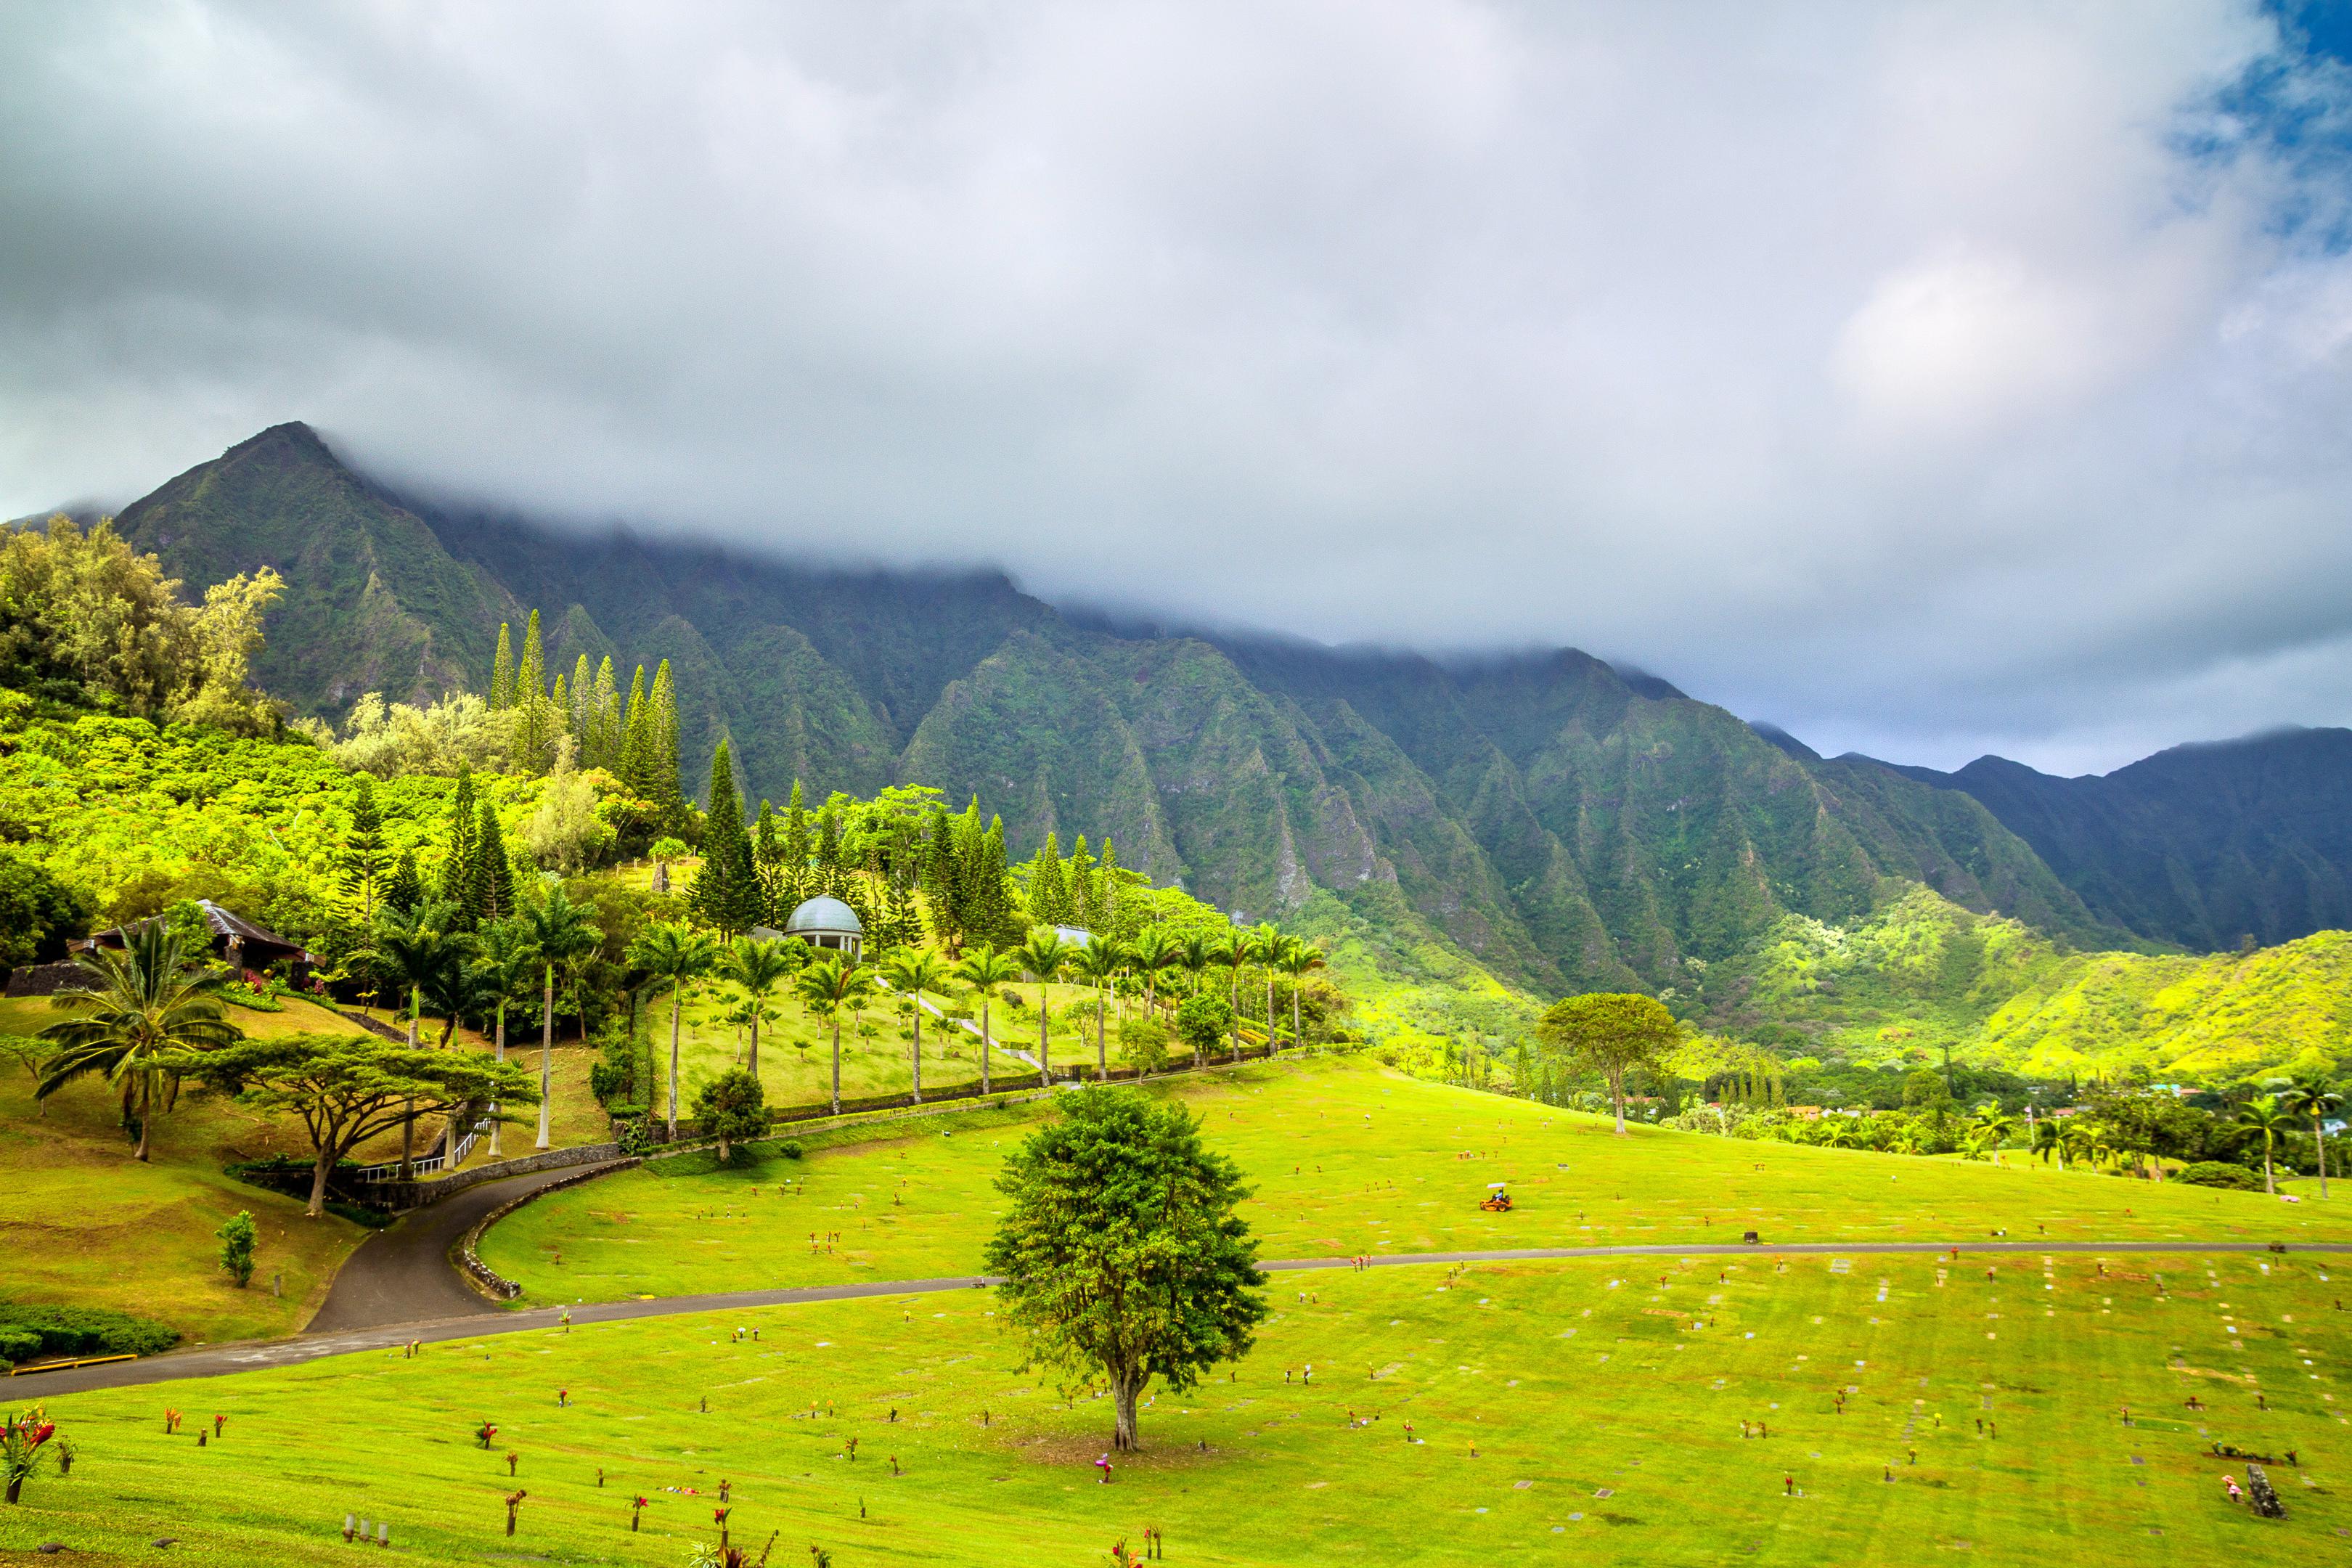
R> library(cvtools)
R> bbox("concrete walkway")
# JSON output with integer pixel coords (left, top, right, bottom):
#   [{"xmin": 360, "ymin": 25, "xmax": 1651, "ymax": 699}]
[{"xmin": 21, "ymin": 1237, "xmax": 2347, "ymax": 1398}]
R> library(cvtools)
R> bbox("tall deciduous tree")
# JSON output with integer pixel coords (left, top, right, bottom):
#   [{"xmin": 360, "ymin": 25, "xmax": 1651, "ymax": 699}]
[
  {"xmin": 37, "ymin": 925, "xmax": 240, "ymax": 1161},
  {"xmin": 984, "ymin": 1087, "xmax": 1267, "ymax": 1451},
  {"xmin": 1535, "ymin": 992, "xmax": 1683, "ymax": 1135}
]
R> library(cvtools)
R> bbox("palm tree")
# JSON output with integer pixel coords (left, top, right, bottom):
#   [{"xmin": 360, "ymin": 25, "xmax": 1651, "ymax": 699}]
[
  {"xmin": 473, "ymin": 917, "xmax": 537, "ymax": 1157},
  {"xmin": 1889, "ymin": 1126, "xmax": 1927, "ymax": 1157},
  {"xmin": 2283, "ymin": 1071, "xmax": 2343, "ymax": 1199},
  {"xmin": 951, "ymin": 944, "xmax": 1022, "ymax": 1095},
  {"xmin": 1213, "ymin": 930, "xmax": 1245, "ymax": 1015},
  {"xmin": 1175, "ymin": 931, "xmax": 1215, "ymax": 1002},
  {"xmin": 2236, "ymin": 1093, "xmax": 2295, "ymax": 1196},
  {"xmin": 717, "ymin": 935, "xmax": 797, "ymax": 1083},
  {"xmin": 1126, "ymin": 927, "xmax": 1177, "ymax": 1018},
  {"xmin": 1274, "ymin": 936, "xmax": 1326, "ymax": 1054},
  {"xmin": 1242, "ymin": 923, "xmax": 1283, "ymax": 1048},
  {"xmin": 1967, "ymin": 1105, "xmax": 2017, "ymax": 1167},
  {"xmin": 626, "ymin": 923, "xmax": 718, "ymax": 1138},
  {"xmin": 795, "ymin": 954, "xmax": 878, "ymax": 1114},
  {"xmin": 37, "ymin": 924, "xmax": 240, "ymax": 1162},
  {"xmin": 881, "ymin": 949, "xmax": 951, "ymax": 1102},
  {"xmin": 1065, "ymin": 939, "xmax": 1125, "ymax": 1081},
  {"xmin": 524, "ymin": 887, "xmax": 602, "ymax": 1149},
  {"xmin": 1820, "ymin": 1118, "xmax": 1859, "ymax": 1150},
  {"xmin": 370, "ymin": 902, "xmax": 468, "ymax": 1176},
  {"xmin": 1015, "ymin": 928, "xmax": 1073, "ymax": 1082}
]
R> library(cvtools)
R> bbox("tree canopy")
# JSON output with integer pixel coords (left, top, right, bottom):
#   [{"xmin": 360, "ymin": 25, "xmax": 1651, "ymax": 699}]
[
  {"xmin": 983, "ymin": 1087, "xmax": 1267, "ymax": 1451},
  {"xmin": 1536, "ymin": 992, "xmax": 1683, "ymax": 1135}
]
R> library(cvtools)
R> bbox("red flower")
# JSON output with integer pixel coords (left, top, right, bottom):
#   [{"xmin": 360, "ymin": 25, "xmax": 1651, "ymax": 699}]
[{"xmin": 30, "ymin": 1424, "xmax": 53, "ymax": 1446}]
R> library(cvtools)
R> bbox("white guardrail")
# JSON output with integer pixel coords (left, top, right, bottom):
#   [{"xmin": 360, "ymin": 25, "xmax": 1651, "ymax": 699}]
[{"xmin": 352, "ymin": 1116, "xmax": 492, "ymax": 1183}]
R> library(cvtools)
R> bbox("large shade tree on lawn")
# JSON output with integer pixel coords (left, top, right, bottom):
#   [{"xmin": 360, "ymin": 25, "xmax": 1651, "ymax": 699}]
[
  {"xmin": 717, "ymin": 934, "xmax": 799, "ymax": 1082},
  {"xmin": 524, "ymin": 886, "xmax": 602, "ymax": 1148},
  {"xmin": 37, "ymin": 924, "xmax": 240, "ymax": 1161},
  {"xmin": 1535, "ymin": 992, "xmax": 1683, "ymax": 1135},
  {"xmin": 879, "ymin": 947, "xmax": 950, "ymax": 1102},
  {"xmin": 984, "ymin": 1086, "xmax": 1267, "ymax": 1452},
  {"xmin": 174, "ymin": 1032, "xmax": 537, "ymax": 1215},
  {"xmin": 1015, "ymin": 928, "xmax": 1073, "ymax": 1082},
  {"xmin": 626, "ymin": 922, "xmax": 718, "ymax": 1137},
  {"xmin": 951, "ymin": 944, "xmax": 1022, "ymax": 1095},
  {"xmin": 794, "ymin": 954, "xmax": 878, "ymax": 1114}
]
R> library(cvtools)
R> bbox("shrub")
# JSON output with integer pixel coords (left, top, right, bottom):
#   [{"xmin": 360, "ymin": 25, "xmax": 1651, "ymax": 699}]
[
  {"xmin": 1119, "ymin": 1016, "xmax": 1172, "ymax": 1074},
  {"xmin": 216, "ymin": 1210, "xmax": 258, "ymax": 1286},
  {"xmin": 693, "ymin": 1068, "xmax": 768, "ymax": 1160},
  {"xmin": 2174, "ymin": 1160, "xmax": 2264, "ymax": 1191},
  {"xmin": 0, "ymin": 1304, "xmax": 179, "ymax": 1361},
  {"xmin": 1175, "ymin": 992, "xmax": 1235, "ymax": 1057},
  {"xmin": 0, "ymin": 1327, "xmax": 41, "ymax": 1364}
]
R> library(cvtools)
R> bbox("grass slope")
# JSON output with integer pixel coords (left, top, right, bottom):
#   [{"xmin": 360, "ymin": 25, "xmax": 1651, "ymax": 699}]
[
  {"xmin": 480, "ymin": 1058, "xmax": 2352, "ymax": 1307},
  {"xmin": 15, "ymin": 1249, "xmax": 2349, "ymax": 1564},
  {"xmin": 0, "ymin": 995, "xmax": 373, "ymax": 1345}
]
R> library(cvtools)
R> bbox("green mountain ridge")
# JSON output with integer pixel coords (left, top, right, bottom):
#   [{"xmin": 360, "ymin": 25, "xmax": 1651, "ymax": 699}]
[{"xmin": 99, "ymin": 423, "xmax": 2249, "ymax": 1010}]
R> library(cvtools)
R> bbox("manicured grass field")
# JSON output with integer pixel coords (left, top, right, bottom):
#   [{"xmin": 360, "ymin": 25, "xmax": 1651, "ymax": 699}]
[
  {"xmin": 14, "ymin": 1247, "xmax": 2349, "ymax": 1564},
  {"xmin": 480, "ymin": 1057, "xmax": 2352, "ymax": 1305},
  {"xmin": 0, "ymin": 995, "xmax": 374, "ymax": 1344}
]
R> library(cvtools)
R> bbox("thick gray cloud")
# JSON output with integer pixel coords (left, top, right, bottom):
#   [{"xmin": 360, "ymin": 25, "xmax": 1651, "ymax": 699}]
[{"xmin": 5, "ymin": 1, "xmax": 2351, "ymax": 774}]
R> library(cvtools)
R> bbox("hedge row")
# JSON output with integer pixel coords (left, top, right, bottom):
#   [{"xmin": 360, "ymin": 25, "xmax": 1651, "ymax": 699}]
[{"xmin": 0, "ymin": 1302, "xmax": 180, "ymax": 1363}]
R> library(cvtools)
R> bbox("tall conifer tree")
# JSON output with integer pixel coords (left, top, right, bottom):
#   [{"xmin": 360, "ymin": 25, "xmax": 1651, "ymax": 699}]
[
  {"xmin": 340, "ymin": 775, "xmax": 392, "ymax": 918},
  {"xmin": 515, "ymin": 610, "xmax": 549, "ymax": 770},
  {"xmin": 570, "ymin": 654, "xmax": 592, "ymax": 745},
  {"xmin": 491, "ymin": 622, "xmax": 514, "ymax": 709},
  {"xmin": 439, "ymin": 768, "xmax": 480, "ymax": 920},
  {"xmin": 689, "ymin": 739, "xmax": 761, "ymax": 936},
  {"xmin": 621, "ymin": 664, "xmax": 651, "ymax": 796},
  {"xmin": 468, "ymin": 800, "xmax": 517, "ymax": 922},
  {"xmin": 648, "ymin": 659, "xmax": 682, "ymax": 821},
  {"xmin": 588, "ymin": 657, "xmax": 619, "ymax": 770}
]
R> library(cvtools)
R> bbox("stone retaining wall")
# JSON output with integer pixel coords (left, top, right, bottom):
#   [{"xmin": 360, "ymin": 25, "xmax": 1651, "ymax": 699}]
[
  {"xmin": 454, "ymin": 1159, "xmax": 639, "ymax": 1301},
  {"xmin": 367, "ymin": 1142, "xmax": 622, "ymax": 1211}
]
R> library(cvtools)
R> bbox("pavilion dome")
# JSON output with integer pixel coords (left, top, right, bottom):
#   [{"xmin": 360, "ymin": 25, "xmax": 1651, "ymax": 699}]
[{"xmin": 785, "ymin": 895, "xmax": 863, "ymax": 935}]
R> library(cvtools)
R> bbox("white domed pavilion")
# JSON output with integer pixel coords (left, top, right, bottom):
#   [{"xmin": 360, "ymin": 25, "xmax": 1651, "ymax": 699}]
[{"xmin": 783, "ymin": 894, "xmax": 863, "ymax": 960}]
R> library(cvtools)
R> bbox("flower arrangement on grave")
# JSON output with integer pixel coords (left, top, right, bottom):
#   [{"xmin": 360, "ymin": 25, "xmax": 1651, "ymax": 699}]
[
  {"xmin": 3, "ymin": 1410, "xmax": 70, "ymax": 1504},
  {"xmin": 475, "ymin": 1419, "xmax": 498, "ymax": 1449}
]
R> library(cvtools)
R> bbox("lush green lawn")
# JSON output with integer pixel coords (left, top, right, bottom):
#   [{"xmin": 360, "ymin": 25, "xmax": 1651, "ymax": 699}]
[
  {"xmin": 481, "ymin": 1056, "xmax": 2352, "ymax": 1305},
  {"xmin": 15, "ymin": 1247, "xmax": 2350, "ymax": 1564},
  {"xmin": 0, "ymin": 995, "xmax": 372, "ymax": 1345}
]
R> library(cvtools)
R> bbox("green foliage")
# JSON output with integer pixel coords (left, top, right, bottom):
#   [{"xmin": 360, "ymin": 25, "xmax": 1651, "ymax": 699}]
[
  {"xmin": 0, "ymin": 1302, "xmax": 179, "ymax": 1361},
  {"xmin": 0, "ymin": 849, "xmax": 95, "ymax": 969},
  {"xmin": 2174, "ymin": 1160, "xmax": 2263, "ymax": 1191},
  {"xmin": 982, "ymin": 1086, "xmax": 1267, "ymax": 1450},
  {"xmin": 1175, "ymin": 990, "xmax": 1233, "ymax": 1056},
  {"xmin": 1536, "ymin": 992, "xmax": 1683, "ymax": 1132},
  {"xmin": 1118, "ymin": 1015, "xmax": 1172, "ymax": 1074},
  {"xmin": 215, "ymin": 1209, "xmax": 258, "ymax": 1287},
  {"xmin": 0, "ymin": 514, "xmax": 282, "ymax": 734},
  {"xmin": 691, "ymin": 1066, "xmax": 767, "ymax": 1160},
  {"xmin": 689, "ymin": 739, "xmax": 761, "ymax": 936}
]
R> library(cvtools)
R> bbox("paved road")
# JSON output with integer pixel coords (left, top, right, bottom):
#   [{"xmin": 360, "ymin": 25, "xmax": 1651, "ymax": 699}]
[
  {"xmin": 22, "ymin": 1236, "xmax": 2348, "ymax": 1398},
  {"xmin": 306, "ymin": 1161, "xmax": 630, "ymax": 1334}
]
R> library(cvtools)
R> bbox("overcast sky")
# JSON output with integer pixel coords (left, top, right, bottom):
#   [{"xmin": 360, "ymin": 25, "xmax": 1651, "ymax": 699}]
[{"xmin": 7, "ymin": 2, "xmax": 2352, "ymax": 774}]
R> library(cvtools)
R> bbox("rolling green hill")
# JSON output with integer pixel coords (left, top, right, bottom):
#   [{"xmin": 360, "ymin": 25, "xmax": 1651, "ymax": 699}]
[{"xmin": 108, "ymin": 425, "xmax": 2131, "ymax": 1003}]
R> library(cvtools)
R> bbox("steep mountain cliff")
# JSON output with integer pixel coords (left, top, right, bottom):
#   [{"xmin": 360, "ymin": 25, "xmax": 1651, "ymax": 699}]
[{"xmin": 107, "ymin": 425, "xmax": 2164, "ymax": 997}]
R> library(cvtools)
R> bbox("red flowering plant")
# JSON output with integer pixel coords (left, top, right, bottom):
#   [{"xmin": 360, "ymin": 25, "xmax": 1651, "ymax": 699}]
[{"xmin": 3, "ymin": 1410, "xmax": 71, "ymax": 1504}]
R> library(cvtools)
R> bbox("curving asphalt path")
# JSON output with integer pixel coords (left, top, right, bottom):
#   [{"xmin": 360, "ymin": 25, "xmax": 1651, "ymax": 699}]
[
  {"xmin": 20, "ymin": 1236, "xmax": 2351, "ymax": 1399},
  {"xmin": 304, "ymin": 1161, "xmax": 631, "ymax": 1334}
]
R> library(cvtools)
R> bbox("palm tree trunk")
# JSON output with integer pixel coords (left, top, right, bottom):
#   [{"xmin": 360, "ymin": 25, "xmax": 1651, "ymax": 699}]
[
  {"xmin": 1039, "ymin": 987, "xmax": 1051, "ymax": 1084},
  {"xmin": 489, "ymin": 1000, "xmax": 506, "ymax": 1157},
  {"xmin": 536, "ymin": 968, "xmax": 555, "ymax": 1151},
  {"xmin": 830, "ymin": 1016, "xmax": 842, "ymax": 1115},
  {"xmin": 910, "ymin": 992, "xmax": 923, "ymax": 1104},
  {"xmin": 1265, "ymin": 973, "xmax": 1275, "ymax": 1057},
  {"xmin": 1291, "ymin": 984, "xmax": 1301, "ymax": 1055},
  {"xmin": 401, "ymin": 987, "xmax": 420, "ymax": 1180},
  {"xmin": 667, "ymin": 981, "xmax": 684, "ymax": 1138},
  {"xmin": 2265, "ymin": 1140, "xmax": 2277, "ymax": 1196},
  {"xmin": 2318, "ymin": 1116, "xmax": 2330, "ymax": 1199},
  {"xmin": 981, "ymin": 996, "xmax": 992, "ymax": 1095},
  {"xmin": 134, "ymin": 1074, "xmax": 152, "ymax": 1162},
  {"xmin": 1097, "ymin": 988, "xmax": 1107, "ymax": 1081}
]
